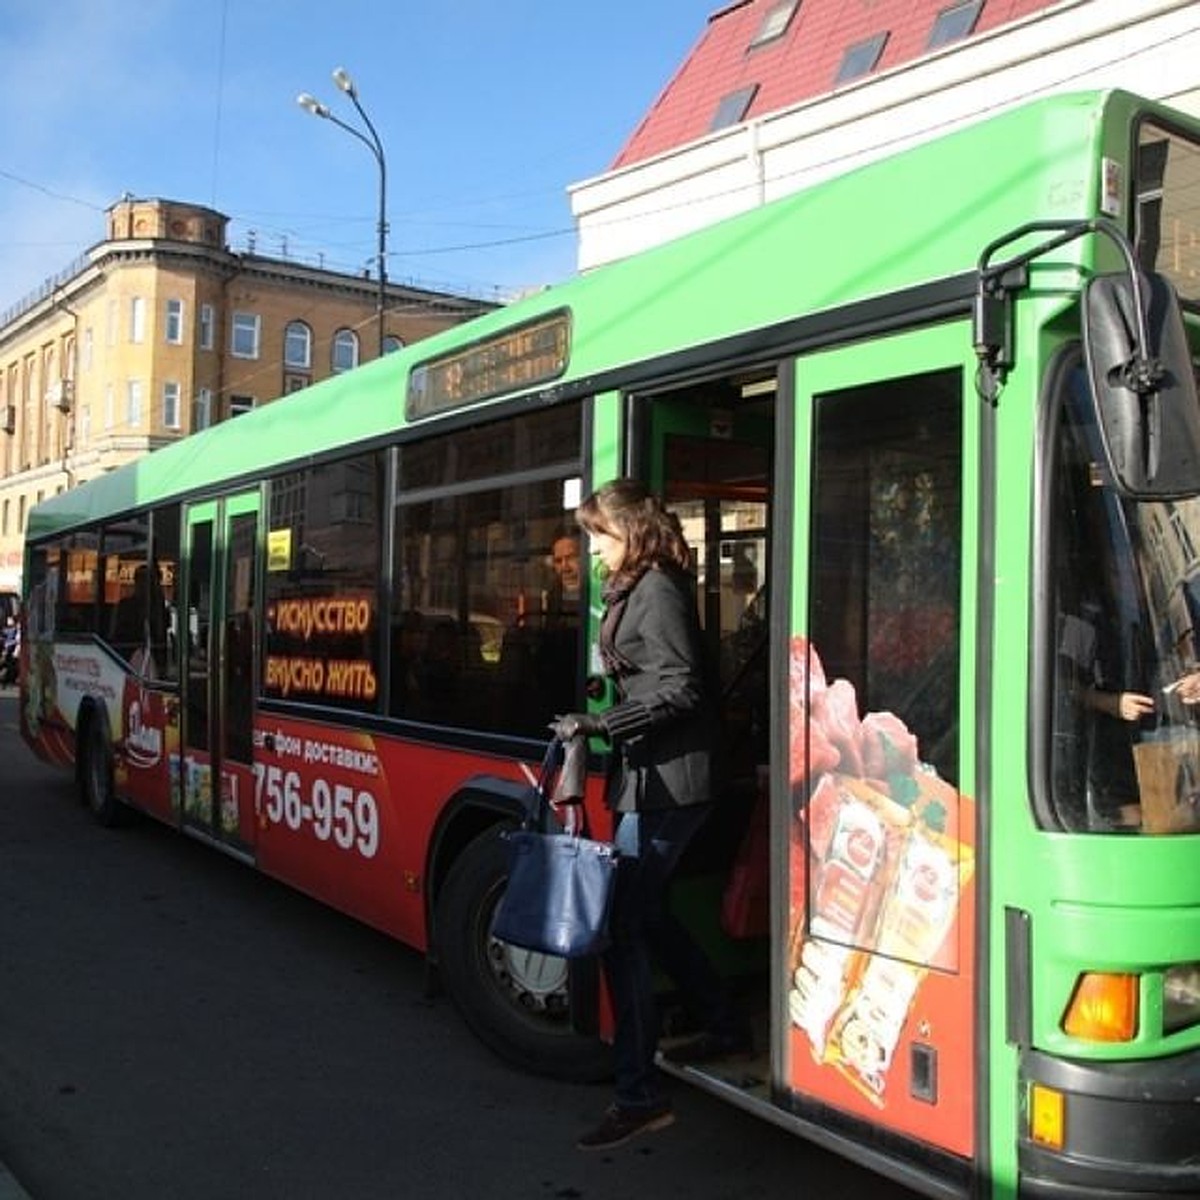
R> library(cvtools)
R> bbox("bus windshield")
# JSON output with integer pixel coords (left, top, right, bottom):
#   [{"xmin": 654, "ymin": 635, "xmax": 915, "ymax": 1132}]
[
  {"xmin": 1049, "ymin": 363, "xmax": 1200, "ymax": 834},
  {"xmin": 1136, "ymin": 119, "xmax": 1200, "ymax": 308}
]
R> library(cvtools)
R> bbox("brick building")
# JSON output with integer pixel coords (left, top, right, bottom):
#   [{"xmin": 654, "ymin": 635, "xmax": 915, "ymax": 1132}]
[{"xmin": 0, "ymin": 196, "xmax": 494, "ymax": 590}]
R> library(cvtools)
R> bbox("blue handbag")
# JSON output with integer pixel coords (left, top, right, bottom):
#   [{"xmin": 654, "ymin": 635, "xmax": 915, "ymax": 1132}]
[{"xmin": 491, "ymin": 739, "xmax": 618, "ymax": 959}]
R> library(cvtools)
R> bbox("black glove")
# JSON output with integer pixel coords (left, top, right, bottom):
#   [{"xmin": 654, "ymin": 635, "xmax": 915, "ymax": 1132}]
[{"xmin": 550, "ymin": 712, "xmax": 607, "ymax": 741}]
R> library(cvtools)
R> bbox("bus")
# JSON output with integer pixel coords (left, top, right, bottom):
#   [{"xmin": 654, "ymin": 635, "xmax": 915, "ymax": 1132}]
[{"xmin": 19, "ymin": 88, "xmax": 1200, "ymax": 1198}]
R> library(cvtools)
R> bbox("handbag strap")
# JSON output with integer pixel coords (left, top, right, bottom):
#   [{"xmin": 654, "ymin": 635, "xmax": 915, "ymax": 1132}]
[
  {"xmin": 524, "ymin": 738, "xmax": 595, "ymax": 837},
  {"xmin": 523, "ymin": 738, "xmax": 565, "ymax": 834}
]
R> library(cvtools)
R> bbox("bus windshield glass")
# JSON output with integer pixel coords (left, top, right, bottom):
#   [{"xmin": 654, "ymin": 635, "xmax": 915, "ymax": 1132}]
[
  {"xmin": 1136, "ymin": 119, "xmax": 1200, "ymax": 307},
  {"xmin": 1049, "ymin": 364, "xmax": 1200, "ymax": 834}
]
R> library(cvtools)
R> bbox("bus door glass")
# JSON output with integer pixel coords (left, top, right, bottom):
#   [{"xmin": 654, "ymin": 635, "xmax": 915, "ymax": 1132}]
[
  {"xmin": 786, "ymin": 325, "xmax": 975, "ymax": 1157},
  {"xmin": 183, "ymin": 492, "xmax": 260, "ymax": 853}
]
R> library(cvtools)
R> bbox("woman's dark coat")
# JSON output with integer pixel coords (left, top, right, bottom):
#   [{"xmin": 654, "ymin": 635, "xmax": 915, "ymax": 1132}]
[{"xmin": 600, "ymin": 564, "xmax": 717, "ymax": 812}]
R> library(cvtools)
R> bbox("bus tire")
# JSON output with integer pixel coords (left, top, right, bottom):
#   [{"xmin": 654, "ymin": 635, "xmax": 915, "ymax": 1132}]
[
  {"xmin": 435, "ymin": 824, "xmax": 611, "ymax": 1084},
  {"xmin": 78, "ymin": 706, "xmax": 124, "ymax": 828}
]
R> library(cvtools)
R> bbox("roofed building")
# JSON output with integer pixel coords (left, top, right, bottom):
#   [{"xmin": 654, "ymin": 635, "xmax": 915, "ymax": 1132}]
[
  {"xmin": 572, "ymin": 0, "xmax": 1200, "ymax": 270},
  {"xmin": 0, "ymin": 196, "xmax": 495, "ymax": 590}
]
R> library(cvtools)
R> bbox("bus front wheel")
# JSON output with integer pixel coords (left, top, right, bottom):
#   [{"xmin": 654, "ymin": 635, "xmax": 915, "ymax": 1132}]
[{"xmin": 434, "ymin": 824, "xmax": 611, "ymax": 1084}]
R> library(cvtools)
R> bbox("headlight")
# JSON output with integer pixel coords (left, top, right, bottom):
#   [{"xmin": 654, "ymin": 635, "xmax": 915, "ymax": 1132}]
[{"xmin": 1163, "ymin": 964, "xmax": 1200, "ymax": 1035}]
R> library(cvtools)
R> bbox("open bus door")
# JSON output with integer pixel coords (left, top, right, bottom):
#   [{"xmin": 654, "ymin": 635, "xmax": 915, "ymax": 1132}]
[
  {"xmin": 631, "ymin": 376, "xmax": 777, "ymax": 1046},
  {"xmin": 635, "ymin": 327, "xmax": 979, "ymax": 1182},
  {"xmin": 182, "ymin": 492, "xmax": 261, "ymax": 855}
]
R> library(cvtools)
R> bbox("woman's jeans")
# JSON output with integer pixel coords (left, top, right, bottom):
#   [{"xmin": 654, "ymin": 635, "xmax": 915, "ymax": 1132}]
[{"xmin": 605, "ymin": 805, "xmax": 734, "ymax": 1110}]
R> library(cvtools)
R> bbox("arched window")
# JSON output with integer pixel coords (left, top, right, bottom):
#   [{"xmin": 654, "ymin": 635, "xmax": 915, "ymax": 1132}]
[
  {"xmin": 332, "ymin": 328, "xmax": 359, "ymax": 374},
  {"xmin": 284, "ymin": 320, "xmax": 312, "ymax": 369},
  {"xmin": 382, "ymin": 334, "xmax": 404, "ymax": 355}
]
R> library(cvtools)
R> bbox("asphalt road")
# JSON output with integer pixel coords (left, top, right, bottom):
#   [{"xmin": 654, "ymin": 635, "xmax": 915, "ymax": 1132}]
[{"xmin": 0, "ymin": 689, "xmax": 919, "ymax": 1200}]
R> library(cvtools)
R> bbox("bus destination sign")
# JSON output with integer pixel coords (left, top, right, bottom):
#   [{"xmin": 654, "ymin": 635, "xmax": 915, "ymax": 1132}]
[{"xmin": 406, "ymin": 309, "xmax": 570, "ymax": 420}]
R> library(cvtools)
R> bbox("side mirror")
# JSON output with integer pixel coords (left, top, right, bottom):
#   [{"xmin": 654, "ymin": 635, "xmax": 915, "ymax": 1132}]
[{"xmin": 1083, "ymin": 271, "xmax": 1200, "ymax": 498}]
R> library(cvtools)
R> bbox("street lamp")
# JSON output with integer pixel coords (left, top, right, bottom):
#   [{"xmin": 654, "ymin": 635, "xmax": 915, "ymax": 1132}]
[{"xmin": 297, "ymin": 66, "xmax": 388, "ymax": 357}]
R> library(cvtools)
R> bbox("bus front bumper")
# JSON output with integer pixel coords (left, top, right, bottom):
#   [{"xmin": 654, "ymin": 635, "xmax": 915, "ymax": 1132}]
[{"xmin": 1018, "ymin": 1046, "xmax": 1200, "ymax": 1197}]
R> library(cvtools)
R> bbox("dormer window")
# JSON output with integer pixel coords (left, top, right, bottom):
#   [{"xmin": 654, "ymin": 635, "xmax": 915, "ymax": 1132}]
[
  {"xmin": 711, "ymin": 83, "xmax": 760, "ymax": 132},
  {"xmin": 834, "ymin": 32, "xmax": 888, "ymax": 85},
  {"xmin": 749, "ymin": 0, "xmax": 799, "ymax": 49},
  {"xmin": 927, "ymin": 0, "xmax": 983, "ymax": 50}
]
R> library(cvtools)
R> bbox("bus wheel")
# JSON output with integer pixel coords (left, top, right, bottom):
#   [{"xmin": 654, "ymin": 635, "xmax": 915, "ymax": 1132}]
[
  {"xmin": 435, "ymin": 825, "xmax": 611, "ymax": 1084},
  {"xmin": 79, "ymin": 707, "xmax": 124, "ymax": 828}
]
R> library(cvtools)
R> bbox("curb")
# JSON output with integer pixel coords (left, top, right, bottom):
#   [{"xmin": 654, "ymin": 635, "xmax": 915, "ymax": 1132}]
[{"xmin": 0, "ymin": 1162, "xmax": 32, "ymax": 1200}]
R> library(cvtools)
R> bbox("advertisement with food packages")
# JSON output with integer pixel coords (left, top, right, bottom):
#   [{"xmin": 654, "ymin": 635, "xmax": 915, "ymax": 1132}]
[{"xmin": 787, "ymin": 635, "xmax": 976, "ymax": 1156}]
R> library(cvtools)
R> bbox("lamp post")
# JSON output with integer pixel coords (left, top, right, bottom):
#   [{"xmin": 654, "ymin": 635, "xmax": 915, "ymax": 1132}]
[{"xmin": 298, "ymin": 66, "xmax": 388, "ymax": 358}]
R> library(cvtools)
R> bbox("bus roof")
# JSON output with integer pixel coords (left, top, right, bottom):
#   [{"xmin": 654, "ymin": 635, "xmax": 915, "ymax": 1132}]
[{"xmin": 26, "ymin": 88, "xmax": 1181, "ymax": 541}]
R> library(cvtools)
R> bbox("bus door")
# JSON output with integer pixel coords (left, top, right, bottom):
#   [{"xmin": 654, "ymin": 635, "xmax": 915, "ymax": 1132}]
[
  {"xmin": 182, "ymin": 492, "xmax": 261, "ymax": 855},
  {"xmin": 786, "ymin": 325, "xmax": 977, "ymax": 1159},
  {"xmin": 633, "ymin": 373, "xmax": 777, "ymax": 1022}
]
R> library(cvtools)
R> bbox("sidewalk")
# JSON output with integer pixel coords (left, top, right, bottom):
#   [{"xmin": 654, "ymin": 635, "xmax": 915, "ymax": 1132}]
[{"xmin": 0, "ymin": 1160, "xmax": 32, "ymax": 1199}]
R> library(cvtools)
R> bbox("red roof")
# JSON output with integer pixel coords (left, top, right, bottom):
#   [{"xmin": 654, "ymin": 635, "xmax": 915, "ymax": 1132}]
[{"xmin": 614, "ymin": 0, "xmax": 1062, "ymax": 169}]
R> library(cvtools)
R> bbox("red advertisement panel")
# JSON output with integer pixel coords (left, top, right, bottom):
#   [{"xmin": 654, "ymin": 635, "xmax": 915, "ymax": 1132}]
[
  {"xmin": 248, "ymin": 715, "xmax": 569, "ymax": 949},
  {"xmin": 786, "ymin": 635, "xmax": 976, "ymax": 1157}
]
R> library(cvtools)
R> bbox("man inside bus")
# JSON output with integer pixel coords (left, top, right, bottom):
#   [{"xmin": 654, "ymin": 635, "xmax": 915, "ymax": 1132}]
[
  {"xmin": 499, "ymin": 528, "xmax": 583, "ymax": 732},
  {"xmin": 547, "ymin": 529, "xmax": 582, "ymax": 618}
]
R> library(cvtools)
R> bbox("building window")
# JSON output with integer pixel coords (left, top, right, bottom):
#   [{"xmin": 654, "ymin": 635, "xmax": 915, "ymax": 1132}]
[
  {"xmin": 710, "ymin": 84, "xmax": 758, "ymax": 132},
  {"xmin": 231, "ymin": 312, "xmax": 260, "ymax": 359},
  {"xmin": 163, "ymin": 381, "xmax": 181, "ymax": 430},
  {"xmin": 750, "ymin": 0, "xmax": 799, "ymax": 48},
  {"xmin": 230, "ymin": 394, "xmax": 255, "ymax": 418},
  {"xmin": 332, "ymin": 328, "xmax": 359, "ymax": 374},
  {"xmin": 194, "ymin": 387, "xmax": 213, "ymax": 431},
  {"xmin": 130, "ymin": 296, "xmax": 146, "ymax": 344},
  {"xmin": 126, "ymin": 379, "xmax": 143, "ymax": 426},
  {"xmin": 284, "ymin": 320, "xmax": 312, "ymax": 369},
  {"xmin": 711, "ymin": 84, "xmax": 759, "ymax": 132},
  {"xmin": 106, "ymin": 300, "xmax": 118, "ymax": 347},
  {"xmin": 284, "ymin": 374, "xmax": 310, "ymax": 395},
  {"xmin": 80, "ymin": 405, "xmax": 91, "ymax": 447},
  {"xmin": 834, "ymin": 31, "xmax": 888, "ymax": 84},
  {"xmin": 165, "ymin": 299, "xmax": 184, "ymax": 345},
  {"xmin": 382, "ymin": 334, "xmax": 404, "ymax": 355},
  {"xmin": 82, "ymin": 327, "xmax": 93, "ymax": 372},
  {"xmin": 927, "ymin": 0, "xmax": 982, "ymax": 49},
  {"xmin": 199, "ymin": 303, "xmax": 215, "ymax": 351}
]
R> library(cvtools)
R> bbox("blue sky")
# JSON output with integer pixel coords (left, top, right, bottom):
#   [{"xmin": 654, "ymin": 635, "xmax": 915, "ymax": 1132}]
[{"xmin": 0, "ymin": 0, "xmax": 706, "ymax": 314}]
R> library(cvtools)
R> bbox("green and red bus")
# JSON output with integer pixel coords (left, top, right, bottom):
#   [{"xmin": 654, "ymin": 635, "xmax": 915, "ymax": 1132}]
[{"xmin": 19, "ymin": 88, "xmax": 1200, "ymax": 1197}]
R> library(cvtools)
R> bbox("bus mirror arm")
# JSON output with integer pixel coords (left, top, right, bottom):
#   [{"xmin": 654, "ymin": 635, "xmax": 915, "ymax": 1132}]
[
  {"xmin": 973, "ymin": 217, "xmax": 1124, "ymax": 401},
  {"xmin": 975, "ymin": 218, "xmax": 1200, "ymax": 498}
]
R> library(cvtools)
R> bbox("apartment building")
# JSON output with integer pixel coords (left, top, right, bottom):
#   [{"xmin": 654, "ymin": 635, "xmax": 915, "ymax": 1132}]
[{"xmin": 0, "ymin": 196, "xmax": 494, "ymax": 590}]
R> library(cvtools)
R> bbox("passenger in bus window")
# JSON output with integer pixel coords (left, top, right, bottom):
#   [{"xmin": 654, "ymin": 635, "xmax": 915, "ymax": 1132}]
[
  {"xmin": 498, "ymin": 527, "xmax": 583, "ymax": 733},
  {"xmin": 547, "ymin": 529, "xmax": 582, "ymax": 617},
  {"xmin": 554, "ymin": 480, "xmax": 749, "ymax": 1152},
  {"xmin": 1058, "ymin": 604, "xmax": 1153, "ymax": 827}
]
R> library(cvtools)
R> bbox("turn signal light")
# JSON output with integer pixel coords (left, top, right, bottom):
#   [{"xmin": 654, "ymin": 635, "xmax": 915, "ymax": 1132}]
[
  {"xmin": 1029, "ymin": 1083, "xmax": 1065, "ymax": 1150},
  {"xmin": 1062, "ymin": 972, "xmax": 1138, "ymax": 1041}
]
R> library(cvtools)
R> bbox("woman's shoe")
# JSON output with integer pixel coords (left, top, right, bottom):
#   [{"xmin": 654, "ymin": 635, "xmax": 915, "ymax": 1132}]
[{"xmin": 576, "ymin": 1102, "xmax": 675, "ymax": 1150}]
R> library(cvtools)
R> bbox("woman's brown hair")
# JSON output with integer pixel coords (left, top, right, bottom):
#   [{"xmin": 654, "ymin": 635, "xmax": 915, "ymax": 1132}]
[{"xmin": 576, "ymin": 479, "xmax": 691, "ymax": 587}]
